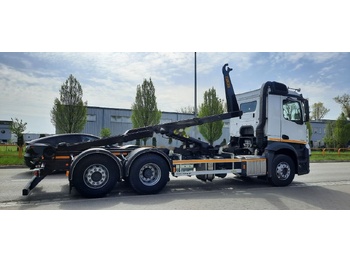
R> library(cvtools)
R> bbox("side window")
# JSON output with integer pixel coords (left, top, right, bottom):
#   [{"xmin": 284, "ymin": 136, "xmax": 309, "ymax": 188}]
[
  {"xmin": 283, "ymin": 99, "xmax": 302, "ymax": 124},
  {"xmin": 58, "ymin": 136, "xmax": 77, "ymax": 145},
  {"xmin": 42, "ymin": 137, "xmax": 56, "ymax": 145},
  {"xmin": 240, "ymin": 101, "xmax": 257, "ymax": 113},
  {"xmin": 81, "ymin": 136, "xmax": 98, "ymax": 142}
]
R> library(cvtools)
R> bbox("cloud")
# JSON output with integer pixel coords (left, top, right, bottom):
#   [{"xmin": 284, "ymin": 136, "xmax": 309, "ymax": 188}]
[
  {"xmin": 270, "ymin": 52, "xmax": 345, "ymax": 65},
  {"xmin": 0, "ymin": 63, "xmax": 61, "ymax": 133},
  {"xmin": 283, "ymin": 77, "xmax": 342, "ymax": 119},
  {"xmin": 1, "ymin": 52, "xmax": 349, "ymax": 134},
  {"xmin": 292, "ymin": 63, "xmax": 303, "ymax": 71},
  {"xmin": 19, "ymin": 53, "xmax": 198, "ymax": 114}
]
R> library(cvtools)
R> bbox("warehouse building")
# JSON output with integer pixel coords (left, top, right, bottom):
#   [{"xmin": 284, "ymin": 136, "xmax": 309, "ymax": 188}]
[
  {"xmin": 0, "ymin": 120, "xmax": 12, "ymax": 143},
  {"xmin": 81, "ymin": 106, "xmax": 230, "ymax": 147}
]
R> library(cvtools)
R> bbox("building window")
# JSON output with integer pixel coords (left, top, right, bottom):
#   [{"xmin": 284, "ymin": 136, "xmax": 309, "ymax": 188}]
[
  {"xmin": 313, "ymin": 127, "xmax": 322, "ymax": 134},
  {"xmin": 110, "ymin": 115, "xmax": 131, "ymax": 123},
  {"xmin": 160, "ymin": 118, "xmax": 172, "ymax": 124},
  {"xmin": 87, "ymin": 114, "xmax": 96, "ymax": 122}
]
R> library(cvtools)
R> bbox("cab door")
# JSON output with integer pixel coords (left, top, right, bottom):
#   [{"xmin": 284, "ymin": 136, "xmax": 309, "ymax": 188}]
[{"xmin": 280, "ymin": 98, "xmax": 307, "ymax": 143}]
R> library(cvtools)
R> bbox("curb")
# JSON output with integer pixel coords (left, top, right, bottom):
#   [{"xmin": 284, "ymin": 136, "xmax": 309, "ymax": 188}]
[{"xmin": 0, "ymin": 165, "xmax": 26, "ymax": 169}]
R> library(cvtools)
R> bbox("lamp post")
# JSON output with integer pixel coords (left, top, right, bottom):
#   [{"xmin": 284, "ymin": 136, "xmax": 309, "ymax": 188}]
[
  {"xmin": 193, "ymin": 52, "xmax": 198, "ymax": 140},
  {"xmin": 194, "ymin": 52, "xmax": 197, "ymax": 117}
]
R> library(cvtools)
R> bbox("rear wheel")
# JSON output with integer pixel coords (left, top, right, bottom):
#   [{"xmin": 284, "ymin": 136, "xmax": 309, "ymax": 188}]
[
  {"xmin": 72, "ymin": 155, "xmax": 120, "ymax": 198},
  {"xmin": 128, "ymin": 154, "xmax": 169, "ymax": 194},
  {"xmin": 196, "ymin": 174, "xmax": 215, "ymax": 182},
  {"xmin": 269, "ymin": 154, "xmax": 295, "ymax": 186}
]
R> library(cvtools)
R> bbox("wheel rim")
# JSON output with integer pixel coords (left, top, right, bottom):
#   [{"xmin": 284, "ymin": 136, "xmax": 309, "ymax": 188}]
[
  {"xmin": 139, "ymin": 163, "xmax": 161, "ymax": 186},
  {"xmin": 275, "ymin": 162, "xmax": 291, "ymax": 180},
  {"xmin": 83, "ymin": 164, "xmax": 109, "ymax": 189}
]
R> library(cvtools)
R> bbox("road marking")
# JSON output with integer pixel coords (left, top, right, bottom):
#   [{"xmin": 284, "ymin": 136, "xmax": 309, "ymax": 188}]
[{"xmin": 291, "ymin": 180, "xmax": 350, "ymax": 187}]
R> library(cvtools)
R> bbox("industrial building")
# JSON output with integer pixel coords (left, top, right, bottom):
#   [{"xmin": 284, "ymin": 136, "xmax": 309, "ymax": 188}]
[
  {"xmin": 1, "ymin": 108, "xmax": 338, "ymax": 148},
  {"xmin": 81, "ymin": 106, "xmax": 230, "ymax": 147},
  {"xmin": 0, "ymin": 120, "xmax": 12, "ymax": 143},
  {"xmin": 310, "ymin": 119, "xmax": 332, "ymax": 148}
]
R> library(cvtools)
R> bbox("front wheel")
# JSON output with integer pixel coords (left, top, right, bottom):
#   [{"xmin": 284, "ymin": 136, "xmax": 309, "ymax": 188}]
[
  {"xmin": 128, "ymin": 154, "xmax": 169, "ymax": 194},
  {"xmin": 269, "ymin": 154, "xmax": 295, "ymax": 187}
]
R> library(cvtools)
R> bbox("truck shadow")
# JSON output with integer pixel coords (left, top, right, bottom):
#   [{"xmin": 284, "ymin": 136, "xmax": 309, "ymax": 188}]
[
  {"xmin": 51, "ymin": 177, "xmax": 350, "ymax": 210},
  {"xmin": 12, "ymin": 169, "xmax": 66, "ymax": 179}
]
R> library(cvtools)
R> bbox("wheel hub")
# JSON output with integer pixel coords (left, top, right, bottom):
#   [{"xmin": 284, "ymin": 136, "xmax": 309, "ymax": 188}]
[
  {"xmin": 276, "ymin": 162, "xmax": 290, "ymax": 180},
  {"xmin": 139, "ymin": 164, "xmax": 161, "ymax": 186},
  {"xmin": 84, "ymin": 164, "xmax": 109, "ymax": 189},
  {"xmin": 91, "ymin": 171, "xmax": 102, "ymax": 182}
]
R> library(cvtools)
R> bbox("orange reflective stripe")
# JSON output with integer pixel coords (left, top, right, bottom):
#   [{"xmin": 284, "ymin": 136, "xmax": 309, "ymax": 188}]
[{"xmin": 268, "ymin": 138, "xmax": 307, "ymax": 145}]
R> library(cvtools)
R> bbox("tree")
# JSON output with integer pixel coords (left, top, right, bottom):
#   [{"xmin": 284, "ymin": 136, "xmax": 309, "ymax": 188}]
[
  {"xmin": 10, "ymin": 118, "xmax": 27, "ymax": 147},
  {"xmin": 131, "ymin": 78, "xmax": 161, "ymax": 145},
  {"xmin": 198, "ymin": 87, "xmax": 225, "ymax": 145},
  {"xmin": 334, "ymin": 94, "xmax": 350, "ymax": 119},
  {"xmin": 323, "ymin": 121, "xmax": 336, "ymax": 148},
  {"xmin": 324, "ymin": 114, "xmax": 350, "ymax": 148},
  {"xmin": 100, "ymin": 128, "xmax": 111, "ymax": 138},
  {"xmin": 306, "ymin": 121, "xmax": 312, "ymax": 144},
  {"xmin": 152, "ymin": 137, "xmax": 157, "ymax": 147},
  {"xmin": 177, "ymin": 106, "xmax": 195, "ymax": 114},
  {"xmin": 311, "ymin": 102, "xmax": 330, "ymax": 120},
  {"xmin": 51, "ymin": 74, "xmax": 87, "ymax": 133},
  {"xmin": 334, "ymin": 113, "xmax": 350, "ymax": 148}
]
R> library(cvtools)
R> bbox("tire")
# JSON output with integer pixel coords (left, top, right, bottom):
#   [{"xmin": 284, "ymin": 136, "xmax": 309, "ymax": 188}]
[
  {"xmin": 216, "ymin": 173, "xmax": 227, "ymax": 178},
  {"xmin": 72, "ymin": 155, "xmax": 120, "ymax": 198},
  {"xmin": 128, "ymin": 154, "xmax": 169, "ymax": 194},
  {"xmin": 269, "ymin": 154, "xmax": 295, "ymax": 187},
  {"xmin": 196, "ymin": 174, "xmax": 215, "ymax": 182}
]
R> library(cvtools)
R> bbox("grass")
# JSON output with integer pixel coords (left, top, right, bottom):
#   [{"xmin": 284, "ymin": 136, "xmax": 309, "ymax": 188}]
[
  {"xmin": 0, "ymin": 145, "xmax": 25, "ymax": 166},
  {"xmin": 0, "ymin": 156, "xmax": 25, "ymax": 166},
  {"xmin": 310, "ymin": 150, "xmax": 350, "ymax": 162}
]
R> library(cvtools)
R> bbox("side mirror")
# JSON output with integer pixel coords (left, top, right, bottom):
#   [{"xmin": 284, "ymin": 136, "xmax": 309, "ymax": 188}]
[{"xmin": 304, "ymin": 99, "xmax": 310, "ymax": 122}]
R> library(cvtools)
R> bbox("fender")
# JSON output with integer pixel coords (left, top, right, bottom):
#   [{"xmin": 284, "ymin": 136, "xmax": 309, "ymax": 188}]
[
  {"xmin": 264, "ymin": 142, "xmax": 299, "ymax": 177},
  {"xmin": 69, "ymin": 147, "xmax": 122, "ymax": 181},
  {"xmin": 124, "ymin": 147, "xmax": 172, "ymax": 178}
]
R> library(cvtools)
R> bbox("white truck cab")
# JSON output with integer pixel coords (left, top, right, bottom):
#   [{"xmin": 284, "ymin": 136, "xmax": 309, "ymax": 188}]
[
  {"xmin": 231, "ymin": 84, "xmax": 309, "ymax": 147},
  {"xmin": 229, "ymin": 81, "xmax": 310, "ymax": 183}
]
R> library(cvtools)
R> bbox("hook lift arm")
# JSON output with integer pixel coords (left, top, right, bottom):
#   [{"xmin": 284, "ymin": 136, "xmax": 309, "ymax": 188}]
[{"xmin": 22, "ymin": 64, "xmax": 242, "ymax": 195}]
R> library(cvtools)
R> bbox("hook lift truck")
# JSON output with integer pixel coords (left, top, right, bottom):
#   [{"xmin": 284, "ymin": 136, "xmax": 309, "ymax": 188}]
[{"xmin": 22, "ymin": 63, "xmax": 310, "ymax": 198}]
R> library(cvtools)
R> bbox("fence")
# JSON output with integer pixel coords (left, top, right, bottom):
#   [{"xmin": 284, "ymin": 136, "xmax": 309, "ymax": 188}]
[
  {"xmin": 312, "ymin": 148, "xmax": 350, "ymax": 156},
  {"xmin": 0, "ymin": 144, "xmax": 25, "ymax": 158}
]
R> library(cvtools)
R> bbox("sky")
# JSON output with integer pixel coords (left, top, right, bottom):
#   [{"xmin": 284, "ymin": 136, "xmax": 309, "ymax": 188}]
[{"xmin": 1, "ymin": 52, "xmax": 349, "ymax": 134}]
